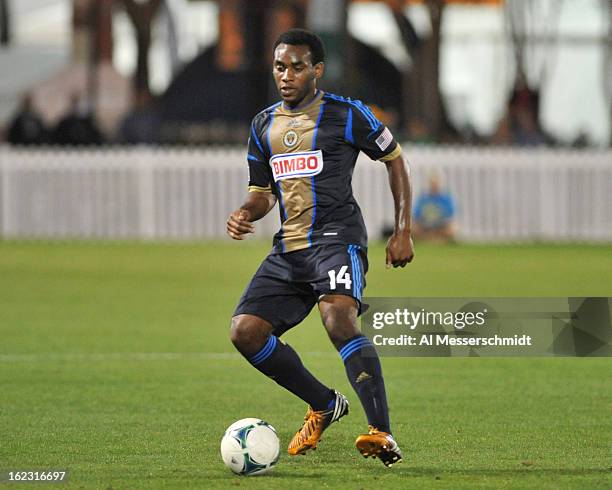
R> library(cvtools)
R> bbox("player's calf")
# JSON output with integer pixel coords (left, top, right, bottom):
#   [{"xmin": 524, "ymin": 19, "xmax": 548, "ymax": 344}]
[{"xmin": 231, "ymin": 316, "xmax": 337, "ymax": 414}]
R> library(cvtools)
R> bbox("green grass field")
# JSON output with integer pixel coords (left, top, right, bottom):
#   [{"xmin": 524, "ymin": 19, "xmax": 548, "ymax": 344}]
[{"xmin": 1, "ymin": 240, "xmax": 611, "ymax": 489}]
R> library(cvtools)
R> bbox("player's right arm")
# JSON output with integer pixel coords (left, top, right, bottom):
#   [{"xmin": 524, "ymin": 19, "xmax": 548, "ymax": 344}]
[
  {"xmin": 227, "ymin": 117, "xmax": 276, "ymax": 240},
  {"xmin": 227, "ymin": 192, "xmax": 277, "ymax": 240}
]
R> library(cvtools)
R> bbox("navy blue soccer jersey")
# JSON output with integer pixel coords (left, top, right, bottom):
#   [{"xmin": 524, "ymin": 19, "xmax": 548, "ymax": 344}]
[{"xmin": 247, "ymin": 90, "xmax": 401, "ymax": 253}]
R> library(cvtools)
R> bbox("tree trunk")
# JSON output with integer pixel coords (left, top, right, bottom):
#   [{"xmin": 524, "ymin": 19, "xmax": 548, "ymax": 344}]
[
  {"xmin": 422, "ymin": 0, "xmax": 444, "ymax": 139},
  {"xmin": 0, "ymin": 0, "xmax": 10, "ymax": 46},
  {"xmin": 606, "ymin": 0, "xmax": 612, "ymax": 144},
  {"xmin": 389, "ymin": 0, "xmax": 448, "ymax": 141},
  {"xmin": 495, "ymin": 0, "xmax": 563, "ymax": 145},
  {"xmin": 243, "ymin": 0, "xmax": 269, "ymax": 118},
  {"xmin": 120, "ymin": 0, "xmax": 163, "ymax": 103}
]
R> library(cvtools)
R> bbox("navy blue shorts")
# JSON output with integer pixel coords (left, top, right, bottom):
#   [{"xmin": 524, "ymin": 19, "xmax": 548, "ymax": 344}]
[{"xmin": 233, "ymin": 244, "xmax": 368, "ymax": 336}]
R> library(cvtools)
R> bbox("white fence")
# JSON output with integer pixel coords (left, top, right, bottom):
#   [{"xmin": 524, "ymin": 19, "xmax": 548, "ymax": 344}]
[{"xmin": 0, "ymin": 146, "xmax": 611, "ymax": 242}]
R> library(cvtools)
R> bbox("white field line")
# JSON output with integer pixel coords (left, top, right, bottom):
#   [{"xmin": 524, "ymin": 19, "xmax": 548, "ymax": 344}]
[{"xmin": 0, "ymin": 352, "xmax": 336, "ymax": 363}]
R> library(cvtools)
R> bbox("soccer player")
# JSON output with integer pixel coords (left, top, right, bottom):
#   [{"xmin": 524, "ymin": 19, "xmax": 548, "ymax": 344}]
[{"xmin": 227, "ymin": 28, "xmax": 414, "ymax": 467}]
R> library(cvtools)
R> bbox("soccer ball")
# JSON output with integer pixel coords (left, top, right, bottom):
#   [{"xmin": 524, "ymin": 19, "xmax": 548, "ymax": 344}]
[{"xmin": 220, "ymin": 418, "xmax": 280, "ymax": 476}]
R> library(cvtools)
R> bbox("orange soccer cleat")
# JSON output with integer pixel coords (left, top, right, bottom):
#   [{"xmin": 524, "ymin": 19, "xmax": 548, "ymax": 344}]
[
  {"xmin": 287, "ymin": 390, "xmax": 349, "ymax": 456},
  {"xmin": 355, "ymin": 426, "xmax": 403, "ymax": 467}
]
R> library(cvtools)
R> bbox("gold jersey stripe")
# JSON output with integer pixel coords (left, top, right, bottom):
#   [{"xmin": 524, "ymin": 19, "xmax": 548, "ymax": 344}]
[
  {"xmin": 248, "ymin": 185, "xmax": 272, "ymax": 193},
  {"xmin": 269, "ymin": 95, "xmax": 325, "ymax": 252},
  {"xmin": 379, "ymin": 144, "xmax": 402, "ymax": 162}
]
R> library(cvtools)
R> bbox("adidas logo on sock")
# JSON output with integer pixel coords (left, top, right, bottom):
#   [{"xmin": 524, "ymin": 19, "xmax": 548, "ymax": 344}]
[{"xmin": 355, "ymin": 371, "xmax": 373, "ymax": 383}]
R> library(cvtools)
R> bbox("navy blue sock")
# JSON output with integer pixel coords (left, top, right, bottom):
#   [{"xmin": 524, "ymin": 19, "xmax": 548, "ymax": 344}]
[
  {"xmin": 339, "ymin": 335, "xmax": 391, "ymax": 433},
  {"xmin": 248, "ymin": 335, "xmax": 334, "ymax": 411}
]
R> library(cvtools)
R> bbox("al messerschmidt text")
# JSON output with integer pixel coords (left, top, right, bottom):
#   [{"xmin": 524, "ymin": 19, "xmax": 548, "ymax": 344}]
[{"xmin": 373, "ymin": 334, "xmax": 533, "ymax": 347}]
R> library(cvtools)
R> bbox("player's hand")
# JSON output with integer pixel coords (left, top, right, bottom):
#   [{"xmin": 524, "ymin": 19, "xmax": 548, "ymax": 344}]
[
  {"xmin": 227, "ymin": 209, "xmax": 255, "ymax": 240},
  {"xmin": 386, "ymin": 230, "xmax": 414, "ymax": 268}
]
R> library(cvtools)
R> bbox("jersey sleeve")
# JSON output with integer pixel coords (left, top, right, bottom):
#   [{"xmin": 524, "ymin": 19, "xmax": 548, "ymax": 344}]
[
  {"xmin": 247, "ymin": 120, "xmax": 273, "ymax": 193},
  {"xmin": 348, "ymin": 102, "xmax": 402, "ymax": 162}
]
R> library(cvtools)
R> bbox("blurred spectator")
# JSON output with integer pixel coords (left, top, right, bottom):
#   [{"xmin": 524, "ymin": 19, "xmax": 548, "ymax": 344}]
[
  {"xmin": 117, "ymin": 92, "xmax": 161, "ymax": 144},
  {"xmin": 413, "ymin": 173, "xmax": 457, "ymax": 243},
  {"xmin": 117, "ymin": 107, "xmax": 161, "ymax": 144},
  {"xmin": 53, "ymin": 94, "xmax": 103, "ymax": 146},
  {"xmin": 494, "ymin": 81, "xmax": 550, "ymax": 146},
  {"xmin": 572, "ymin": 131, "xmax": 589, "ymax": 148},
  {"xmin": 7, "ymin": 93, "xmax": 49, "ymax": 145}
]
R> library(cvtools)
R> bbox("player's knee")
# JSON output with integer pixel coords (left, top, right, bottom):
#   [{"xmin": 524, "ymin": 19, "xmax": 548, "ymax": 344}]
[
  {"xmin": 230, "ymin": 315, "xmax": 271, "ymax": 354},
  {"xmin": 229, "ymin": 315, "xmax": 254, "ymax": 348},
  {"xmin": 320, "ymin": 302, "xmax": 359, "ymax": 347},
  {"xmin": 320, "ymin": 300, "xmax": 357, "ymax": 328}
]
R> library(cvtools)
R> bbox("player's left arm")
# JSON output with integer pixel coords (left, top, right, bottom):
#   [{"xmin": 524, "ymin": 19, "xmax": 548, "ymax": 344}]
[
  {"xmin": 384, "ymin": 153, "xmax": 415, "ymax": 268},
  {"xmin": 346, "ymin": 102, "xmax": 414, "ymax": 267}
]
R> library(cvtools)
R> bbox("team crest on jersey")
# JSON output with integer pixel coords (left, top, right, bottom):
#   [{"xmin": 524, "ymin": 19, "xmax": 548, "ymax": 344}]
[
  {"xmin": 283, "ymin": 130, "xmax": 299, "ymax": 148},
  {"xmin": 270, "ymin": 150, "xmax": 324, "ymax": 182},
  {"xmin": 283, "ymin": 129, "xmax": 298, "ymax": 148}
]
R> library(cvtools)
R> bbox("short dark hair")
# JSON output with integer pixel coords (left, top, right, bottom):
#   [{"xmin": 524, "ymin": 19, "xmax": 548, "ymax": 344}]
[{"xmin": 273, "ymin": 28, "xmax": 326, "ymax": 65}]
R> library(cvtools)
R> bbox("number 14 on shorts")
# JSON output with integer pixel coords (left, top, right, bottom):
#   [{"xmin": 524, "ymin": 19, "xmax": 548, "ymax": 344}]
[{"xmin": 328, "ymin": 266, "xmax": 352, "ymax": 290}]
